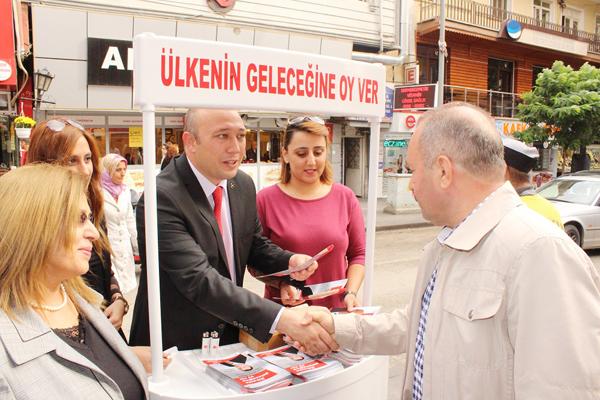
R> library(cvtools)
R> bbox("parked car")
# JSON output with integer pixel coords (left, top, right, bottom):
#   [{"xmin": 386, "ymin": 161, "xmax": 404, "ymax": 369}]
[{"xmin": 537, "ymin": 171, "xmax": 600, "ymax": 249}]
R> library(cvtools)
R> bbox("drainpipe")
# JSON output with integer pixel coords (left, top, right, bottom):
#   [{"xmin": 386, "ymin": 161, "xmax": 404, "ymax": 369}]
[
  {"xmin": 352, "ymin": 52, "xmax": 405, "ymax": 65},
  {"xmin": 10, "ymin": 0, "xmax": 29, "ymax": 108},
  {"xmin": 379, "ymin": 0, "xmax": 384, "ymax": 53},
  {"xmin": 437, "ymin": 0, "xmax": 447, "ymax": 107}
]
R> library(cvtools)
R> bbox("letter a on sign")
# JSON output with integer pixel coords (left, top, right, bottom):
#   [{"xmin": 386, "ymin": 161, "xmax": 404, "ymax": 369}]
[{"xmin": 102, "ymin": 47, "xmax": 125, "ymax": 70}]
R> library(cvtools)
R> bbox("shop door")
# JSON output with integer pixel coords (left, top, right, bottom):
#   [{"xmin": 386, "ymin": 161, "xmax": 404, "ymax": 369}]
[
  {"xmin": 488, "ymin": 58, "xmax": 514, "ymax": 117},
  {"xmin": 343, "ymin": 137, "xmax": 364, "ymax": 197}
]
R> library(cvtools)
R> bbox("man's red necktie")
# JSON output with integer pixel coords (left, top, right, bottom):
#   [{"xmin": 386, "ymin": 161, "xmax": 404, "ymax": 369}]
[{"xmin": 212, "ymin": 186, "xmax": 223, "ymax": 234}]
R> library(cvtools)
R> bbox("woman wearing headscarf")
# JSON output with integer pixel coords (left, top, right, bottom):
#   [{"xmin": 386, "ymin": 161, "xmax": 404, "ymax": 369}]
[{"xmin": 101, "ymin": 154, "xmax": 139, "ymax": 294}]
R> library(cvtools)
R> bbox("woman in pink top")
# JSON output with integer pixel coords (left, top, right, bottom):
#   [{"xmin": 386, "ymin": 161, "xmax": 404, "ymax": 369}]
[{"xmin": 256, "ymin": 117, "xmax": 366, "ymax": 310}]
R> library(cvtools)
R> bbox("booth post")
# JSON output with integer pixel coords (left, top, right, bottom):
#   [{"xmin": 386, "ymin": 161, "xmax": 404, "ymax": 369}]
[
  {"xmin": 363, "ymin": 117, "xmax": 381, "ymax": 306},
  {"xmin": 141, "ymin": 103, "xmax": 166, "ymax": 382}
]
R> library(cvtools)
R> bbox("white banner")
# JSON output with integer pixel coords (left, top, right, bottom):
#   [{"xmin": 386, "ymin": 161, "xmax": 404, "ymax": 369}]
[{"xmin": 133, "ymin": 34, "xmax": 386, "ymax": 118}]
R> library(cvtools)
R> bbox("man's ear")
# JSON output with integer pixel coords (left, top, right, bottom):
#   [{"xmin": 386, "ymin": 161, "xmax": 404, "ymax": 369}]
[
  {"xmin": 436, "ymin": 155, "xmax": 453, "ymax": 189},
  {"xmin": 181, "ymin": 131, "xmax": 195, "ymax": 152}
]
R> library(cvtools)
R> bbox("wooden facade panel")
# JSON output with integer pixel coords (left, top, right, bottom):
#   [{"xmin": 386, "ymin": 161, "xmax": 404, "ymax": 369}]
[{"xmin": 419, "ymin": 31, "xmax": 591, "ymax": 95}]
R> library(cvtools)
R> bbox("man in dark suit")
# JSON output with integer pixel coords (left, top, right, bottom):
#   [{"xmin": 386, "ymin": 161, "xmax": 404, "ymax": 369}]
[{"xmin": 130, "ymin": 108, "xmax": 337, "ymax": 354}]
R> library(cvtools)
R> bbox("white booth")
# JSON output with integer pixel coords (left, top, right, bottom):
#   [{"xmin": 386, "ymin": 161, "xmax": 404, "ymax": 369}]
[{"xmin": 134, "ymin": 33, "xmax": 388, "ymax": 399}]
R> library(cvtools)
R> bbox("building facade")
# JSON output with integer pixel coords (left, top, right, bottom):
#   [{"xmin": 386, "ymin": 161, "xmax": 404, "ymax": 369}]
[{"xmin": 23, "ymin": 0, "xmax": 401, "ymax": 195}]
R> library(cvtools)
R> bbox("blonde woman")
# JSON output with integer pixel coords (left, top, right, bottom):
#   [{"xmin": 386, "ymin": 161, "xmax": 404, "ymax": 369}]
[
  {"xmin": 101, "ymin": 154, "xmax": 139, "ymax": 293},
  {"xmin": 0, "ymin": 164, "xmax": 147, "ymax": 399}
]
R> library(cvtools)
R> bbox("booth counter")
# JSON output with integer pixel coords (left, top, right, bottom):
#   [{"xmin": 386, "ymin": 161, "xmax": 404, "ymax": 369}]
[{"xmin": 150, "ymin": 344, "xmax": 389, "ymax": 400}]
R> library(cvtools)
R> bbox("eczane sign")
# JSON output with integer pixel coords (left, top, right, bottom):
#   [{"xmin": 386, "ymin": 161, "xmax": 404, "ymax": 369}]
[{"xmin": 133, "ymin": 34, "xmax": 385, "ymax": 117}]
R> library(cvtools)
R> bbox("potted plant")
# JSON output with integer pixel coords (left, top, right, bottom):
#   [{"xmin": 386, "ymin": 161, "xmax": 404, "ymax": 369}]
[{"xmin": 14, "ymin": 116, "xmax": 36, "ymax": 140}]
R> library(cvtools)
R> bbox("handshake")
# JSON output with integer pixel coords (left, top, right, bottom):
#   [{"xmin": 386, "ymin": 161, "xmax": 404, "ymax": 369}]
[{"xmin": 276, "ymin": 306, "xmax": 339, "ymax": 355}]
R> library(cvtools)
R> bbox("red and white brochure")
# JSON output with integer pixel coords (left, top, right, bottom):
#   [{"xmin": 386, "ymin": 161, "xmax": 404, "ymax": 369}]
[
  {"xmin": 201, "ymin": 352, "xmax": 292, "ymax": 393},
  {"xmin": 255, "ymin": 345, "xmax": 343, "ymax": 381}
]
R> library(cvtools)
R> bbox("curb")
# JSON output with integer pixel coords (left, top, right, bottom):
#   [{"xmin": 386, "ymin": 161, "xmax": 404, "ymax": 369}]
[{"xmin": 375, "ymin": 222, "xmax": 433, "ymax": 231}]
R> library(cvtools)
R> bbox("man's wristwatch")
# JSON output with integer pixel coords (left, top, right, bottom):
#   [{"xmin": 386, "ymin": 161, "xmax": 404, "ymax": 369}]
[
  {"xmin": 344, "ymin": 291, "xmax": 357, "ymax": 298},
  {"xmin": 112, "ymin": 294, "xmax": 129, "ymax": 314}
]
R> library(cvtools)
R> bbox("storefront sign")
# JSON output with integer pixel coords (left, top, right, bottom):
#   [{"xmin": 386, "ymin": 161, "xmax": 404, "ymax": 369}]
[
  {"xmin": 384, "ymin": 86, "xmax": 393, "ymax": 119},
  {"xmin": 390, "ymin": 111, "xmax": 422, "ymax": 133},
  {"xmin": 495, "ymin": 119, "xmax": 528, "ymax": 136},
  {"xmin": 164, "ymin": 116, "xmax": 184, "ymax": 126},
  {"xmin": 109, "ymin": 115, "xmax": 161, "ymax": 125},
  {"xmin": 404, "ymin": 65, "xmax": 419, "ymax": 85},
  {"xmin": 133, "ymin": 34, "xmax": 385, "ymax": 118},
  {"xmin": 60, "ymin": 115, "xmax": 106, "ymax": 126},
  {"xmin": 383, "ymin": 139, "xmax": 407, "ymax": 148},
  {"xmin": 0, "ymin": 0, "xmax": 17, "ymax": 87},
  {"xmin": 393, "ymin": 84, "xmax": 436, "ymax": 110},
  {"xmin": 88, "ymin": 38, "xmax": 133, "ymax": 86},
  {"xmin": 129, "ymin": 126, "xmax": 143, "ymax": 147}
]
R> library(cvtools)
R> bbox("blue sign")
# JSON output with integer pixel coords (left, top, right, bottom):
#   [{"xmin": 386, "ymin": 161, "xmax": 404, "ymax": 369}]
[
  {"xmin": 505, "ymin": 19, "xmax": 522, "ymax": 40},
  {"xmin": 385, "ymin": 87, "xmax": 394, "ymax": 118}
]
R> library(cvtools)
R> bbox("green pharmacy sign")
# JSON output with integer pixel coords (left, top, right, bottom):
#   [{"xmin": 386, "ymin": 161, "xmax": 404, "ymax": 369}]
[{"xmin": 383, "ymin": 140, "xmax": 407, "ymax": 148}]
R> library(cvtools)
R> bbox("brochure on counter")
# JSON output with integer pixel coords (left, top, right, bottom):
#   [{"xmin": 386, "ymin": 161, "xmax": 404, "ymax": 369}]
[
  {"xmin": 254, "ymin": 345, "xmax": 343, "ymax": 381},
  {"xmin": 202, "ymin": 353, "xmax": 293, "ymax": 393}
]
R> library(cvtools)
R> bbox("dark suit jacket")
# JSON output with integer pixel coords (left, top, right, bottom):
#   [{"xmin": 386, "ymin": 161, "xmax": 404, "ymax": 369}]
[{"xmin": 130, "ymin": 155, "xmax": 292, "ymax": 350}]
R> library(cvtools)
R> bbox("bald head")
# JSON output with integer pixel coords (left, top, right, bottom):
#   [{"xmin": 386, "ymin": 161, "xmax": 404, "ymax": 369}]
[
  {"xmin": 184, "ymin": 108, "xmax": 244, "ymax": 139},
  {"xmin": 416, "ymin": 102, "xmax": 505, "ymax": 182}
]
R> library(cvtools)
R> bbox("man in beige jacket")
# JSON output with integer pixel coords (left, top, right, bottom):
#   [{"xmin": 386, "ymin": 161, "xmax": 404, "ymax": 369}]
[{"xmin": 308, "ymin": 102, "xmax": 600, "ymax": 399}]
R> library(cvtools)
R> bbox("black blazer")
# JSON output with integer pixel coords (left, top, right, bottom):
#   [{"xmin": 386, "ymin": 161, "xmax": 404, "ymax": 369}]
[{"xmin": 129, "ymin": 155, "xmax": 292, "ymax": 350}]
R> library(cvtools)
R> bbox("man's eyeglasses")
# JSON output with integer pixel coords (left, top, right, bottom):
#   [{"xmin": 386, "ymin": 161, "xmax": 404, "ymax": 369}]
[
  {"xmin": 46, "ymin": 119, "xmax": 85, "ymax": 133},
  {"xmin": 287, "ymin": 116, "xmax": 325, "ymax": 127}
]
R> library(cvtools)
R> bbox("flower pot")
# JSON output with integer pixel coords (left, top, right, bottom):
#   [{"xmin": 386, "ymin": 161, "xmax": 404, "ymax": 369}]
[{"xmin": 15, "ymin": 127, "xmax": 31, "ymax": 139}]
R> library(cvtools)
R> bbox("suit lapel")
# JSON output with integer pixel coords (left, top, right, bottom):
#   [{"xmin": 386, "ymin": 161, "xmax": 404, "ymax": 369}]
[
  {"xmin": 2, "ymin": 307, "xmax": 107, "ymax": 376},
  {"xmin": 176, "ymin": 155, "xmax": 230, "ymax": 278},
  {"xmin": 227, "ymin": 178, "xmax": 243, "ymax": 283}
]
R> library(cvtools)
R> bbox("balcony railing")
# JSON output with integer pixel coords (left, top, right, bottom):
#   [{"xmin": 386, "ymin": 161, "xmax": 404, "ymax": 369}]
[
  {"xmin": 418, "ymin": 0, "xmax": 600, "ymax": 54},
  {"xmin": 443, "ymin": 85, "xmax": 520, "ymax": 118}
]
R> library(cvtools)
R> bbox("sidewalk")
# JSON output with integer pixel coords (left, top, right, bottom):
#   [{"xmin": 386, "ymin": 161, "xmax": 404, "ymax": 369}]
[{"xmin": 359, "ymin": 197, "xmax": 431, "ymax": 231}]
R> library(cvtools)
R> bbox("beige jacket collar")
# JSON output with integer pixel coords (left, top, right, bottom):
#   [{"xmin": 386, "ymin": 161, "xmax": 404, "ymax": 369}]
[{"xmin": 443, "ymin": 182, "xmax": 522, "ymax": 251}]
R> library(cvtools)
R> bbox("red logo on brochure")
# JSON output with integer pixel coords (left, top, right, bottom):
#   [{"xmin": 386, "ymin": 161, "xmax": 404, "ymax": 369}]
[
  {"xmin": 287, "ymin": 359, "xmax": 327, "ymax": 374},
  {"xmin": 235, "ymin": 369, "xmax": 276, "ymax": 386}
]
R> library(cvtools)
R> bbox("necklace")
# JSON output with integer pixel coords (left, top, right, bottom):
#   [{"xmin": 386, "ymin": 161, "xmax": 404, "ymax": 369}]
[{"xmin": 32, "ymin": 284, "xmax": 68, "ymax": 312}]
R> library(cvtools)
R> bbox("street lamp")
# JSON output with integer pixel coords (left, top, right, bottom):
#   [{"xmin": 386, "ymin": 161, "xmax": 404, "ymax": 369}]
[{"xmin": 34, "ymin": 68, "xmax": 54, "ymax": 120}]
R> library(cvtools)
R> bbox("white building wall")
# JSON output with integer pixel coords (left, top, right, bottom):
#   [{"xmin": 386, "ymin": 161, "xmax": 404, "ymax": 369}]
[
  {"xmin": 32, "ymin": 4, "xmax": 365, "ymax": 111},
  {"xmin": 29, "ymin": 0, "xmax": 398, "ymax": 47}
]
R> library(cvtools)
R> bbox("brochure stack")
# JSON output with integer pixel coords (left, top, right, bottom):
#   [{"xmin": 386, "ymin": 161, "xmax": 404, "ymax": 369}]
[
  {"xmin": 203, "ymin": 353, "xmax": 293, "ymax": 393},
  {"xmin": 255, "ymin": 345, "xmax": 344, "ymax": 381}
]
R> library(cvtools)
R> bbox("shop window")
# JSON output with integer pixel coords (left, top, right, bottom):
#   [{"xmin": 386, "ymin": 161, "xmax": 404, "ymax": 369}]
[
  {"xmin": 90, "ymin": 128, "xmax": 106, "ymax": 156},
  {"xmin": 243, "ymin": 129, "xmax": 258, "ymax": 163},
  {"xmin": 259, "ymin": 130, "xmax": 281, "ymax": 163},
  {"xmin": 109, "ymin": 127, "xmax": 162, "ymax": 164},
  {"xmin": 164, "ymin": 127, "xmax": 183, "ymax": 159}
]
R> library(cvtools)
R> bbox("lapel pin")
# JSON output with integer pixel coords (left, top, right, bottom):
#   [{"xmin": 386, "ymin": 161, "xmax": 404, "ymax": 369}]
[{"xmin": 229, "ymin": 182, "xmax": 236, "ymax": 190}]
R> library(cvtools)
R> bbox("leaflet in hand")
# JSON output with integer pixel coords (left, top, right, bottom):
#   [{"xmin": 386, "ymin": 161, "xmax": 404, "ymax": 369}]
[
  {"xmin": 254, "ymin": 244, "xmax": 334, "ymax": 278},
  {"xmin": 274, "ymin": 279, "xmax": 348, "ymax": 302},
  {"xmin": 255, "ymin": 345, "xmax": 343, "ymax": 381},
  {"xmin": 203, "ymin": 352, "xmax": 293, "ymax": 393}
]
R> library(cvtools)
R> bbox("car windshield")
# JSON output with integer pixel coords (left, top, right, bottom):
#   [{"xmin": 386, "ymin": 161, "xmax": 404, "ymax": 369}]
[{"xmin": 538, "ymin": 179, "xmax": 600, "ymax": 206}]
